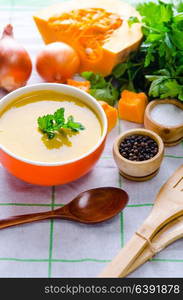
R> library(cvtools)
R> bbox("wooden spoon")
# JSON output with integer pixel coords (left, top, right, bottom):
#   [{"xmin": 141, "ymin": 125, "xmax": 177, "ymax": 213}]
[
  {"xmin": 124, "ymin": 215, "xmax": 183, "ymax": 277},
  {"xmin": 99, "ymin": 165, "xmax": 183, "ymax": 277},
  {"xmin": 0, "ymin": 187, "xmax": 128, "ymax": 229}
]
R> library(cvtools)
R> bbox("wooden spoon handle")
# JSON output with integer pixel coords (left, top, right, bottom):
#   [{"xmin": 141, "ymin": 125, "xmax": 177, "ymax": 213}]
[
  {"xmin": 99, "ymin": 223, "xmax": 155, "ymax": 278},
  {"xmin": 0, "ymin": 210, "xmax": 55, "ymax": 229}
]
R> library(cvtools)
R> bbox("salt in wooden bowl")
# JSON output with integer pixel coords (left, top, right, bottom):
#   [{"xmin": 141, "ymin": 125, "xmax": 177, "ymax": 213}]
[{"xmin": 144, "ymin": 99, "xmax": 183, "ymax": 146}]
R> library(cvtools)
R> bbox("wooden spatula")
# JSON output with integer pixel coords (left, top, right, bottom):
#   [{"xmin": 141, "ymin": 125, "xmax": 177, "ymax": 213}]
[
  {"xmin": 124, "ymin": 215, "xmax": 183, "ymax": 277},
  {"xmin": 99, "ymin": 165, "xmax": 183, "ymax": 277}
]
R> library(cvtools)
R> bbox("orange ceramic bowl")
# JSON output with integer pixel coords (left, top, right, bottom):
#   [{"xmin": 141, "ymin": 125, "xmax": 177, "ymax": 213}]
[{"xmin": 0, "ymin": 83, "xmax": 108, "ymax": 186}]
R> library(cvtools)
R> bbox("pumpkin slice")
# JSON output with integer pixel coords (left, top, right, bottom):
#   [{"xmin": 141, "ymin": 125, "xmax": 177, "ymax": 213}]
[
  {"xmin": 99, "ymin": 101, "xmax": 118, "ymax": 132},
  {"xmin": 67, "ymin": 79, "xmax": 91, "ymax": 93},
  {"xmin": 118, "ymin": 90, "xmax": 148, "ymax": 124},
  {"xmin": 33, "ymin": 0, "xmax": 142, "ymax": 76}
]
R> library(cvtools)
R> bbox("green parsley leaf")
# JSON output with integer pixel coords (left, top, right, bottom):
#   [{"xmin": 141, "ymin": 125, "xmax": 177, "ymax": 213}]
[
  {"xmin": 90, "ymin": 85, "xmax": 119, "ymax": 106},
  {"xmin": 53, "ymin": 107, "xmax": 65, "ymax": 127},
  {"xmin": 81, "ymin": 71, "xmax": 119, "ymax": 106},
  {"xmin": 38, "ymin": 115, "xmax": 54, "ymax": 132},
  {"xmin": 171, "ymin": 24, "xmax": 183, "ymax": 50},
  {"xmin": 178, "ymin": 87, "xmax": 183, "ymax": 101},
  {"xmin": 81, "ymin": 72, "xmax": 106, "ymax": 89},
  {"xmin": 147, "ymin": 76, "xmax": 167, "ymax": 98},
  {"xmin": 64, "ymin": 116, "xmax": 85, "ymax": 132},
  {"xmin": 112, "ymin": 63, "xmax": 128, "ymax": 78},
  {"xmin": 144, "ymin": 46, "xmax": 155, "ymax": 67},
  {"xmin": 160, "ymin": 79, "xmax": 182, "ymax": 98},
  {"xmin": 37, "ymin": 108, "xmax": 85, "ymax": 139},
  {"xmin": 128, "ymin": 16, "xmax": 140, "ymax": 27},
  {"xmin": 176, "ymin": 1, "xmax": 183, "ymax": 13},
  {"xmin": 137, "ymin": 1, "xmax": 173, "ymax": 30}
]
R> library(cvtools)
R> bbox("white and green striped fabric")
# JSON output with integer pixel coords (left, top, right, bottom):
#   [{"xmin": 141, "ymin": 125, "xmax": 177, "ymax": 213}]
[{"xmin": 0, "ymin": 0, "xmax": 182, "ymax": 278}]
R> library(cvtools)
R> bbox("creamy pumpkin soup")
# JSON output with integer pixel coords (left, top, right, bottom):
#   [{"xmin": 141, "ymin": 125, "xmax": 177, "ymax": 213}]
[{"xmin": 0, "ymin": 90, "xmax": 102, "ymax": 162}]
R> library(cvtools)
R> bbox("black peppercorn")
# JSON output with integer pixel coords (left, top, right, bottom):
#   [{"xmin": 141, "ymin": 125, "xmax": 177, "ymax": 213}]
[{"xmin": 119, "ymin": 134, "xmax": 159, "ymax": 162}]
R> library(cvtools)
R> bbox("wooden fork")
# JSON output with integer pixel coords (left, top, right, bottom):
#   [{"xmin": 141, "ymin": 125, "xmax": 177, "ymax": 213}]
[{"xmin": 99, "ymin": 165, "xmax": 183, "ymax": 277}]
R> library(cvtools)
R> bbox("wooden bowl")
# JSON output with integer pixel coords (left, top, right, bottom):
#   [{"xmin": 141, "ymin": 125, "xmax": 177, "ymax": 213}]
[
  {"xmin": 113, "ymin": 128, "xmax": 164, "ymax": 181},
  {"xmin": 144, "ymin": 99, "xmax": 183, "ymax": 146}
]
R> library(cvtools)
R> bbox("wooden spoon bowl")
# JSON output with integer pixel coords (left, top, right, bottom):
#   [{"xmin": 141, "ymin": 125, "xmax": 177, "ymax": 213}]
[{"xmin": 63, "ymin": 187, "xmax": 129, "ymax": 223}]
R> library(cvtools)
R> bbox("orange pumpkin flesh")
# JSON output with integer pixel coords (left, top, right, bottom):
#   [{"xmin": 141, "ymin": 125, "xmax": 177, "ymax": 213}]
[
  {"xmin": 66, "ymin": 79, "xmax": 91, "ymax": 93},
  {"xmin": 118, "ymin": 90, "xmax": 148, "ymax": 124},
  {"xmin": 99, "ymin": 101, "xmax": 118, "ymax": 132},
  {"xmin": 33, "ymin": 0, "xmax": 142, "ymax": 76}
]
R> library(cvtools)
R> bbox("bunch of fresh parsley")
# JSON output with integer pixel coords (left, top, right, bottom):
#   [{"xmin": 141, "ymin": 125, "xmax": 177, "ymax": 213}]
[
  {"xmin": 81, "ymin": 1, "xmax": 183, "ymax": 104},
  {"xmin": 37, "ymin": 108, "xmax": 85, "ymax": 139},
  {"xmin": 112, "ymin": 0, "xmax": 183, "ymax": 101}
]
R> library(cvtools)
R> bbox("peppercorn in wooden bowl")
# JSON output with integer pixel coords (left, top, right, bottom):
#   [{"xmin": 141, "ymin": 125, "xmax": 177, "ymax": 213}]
[{"xmin": 113, "ymin": 128, "xmax": 164, "ymax": 181}]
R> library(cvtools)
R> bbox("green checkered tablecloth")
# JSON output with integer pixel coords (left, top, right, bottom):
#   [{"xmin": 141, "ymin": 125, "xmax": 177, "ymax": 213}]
[{"xmin": 0, "ymin": 0, "xmax": 182, "ymax": 278}]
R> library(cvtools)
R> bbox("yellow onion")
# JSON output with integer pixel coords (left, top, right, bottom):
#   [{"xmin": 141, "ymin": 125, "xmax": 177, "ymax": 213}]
[
  {"xmin": 36, "ymin": 42, "xmax": 80, "ymax": 83},
  {"xmin": 0, "ymin": 24, "xmax": 32, "ymax": 91}
]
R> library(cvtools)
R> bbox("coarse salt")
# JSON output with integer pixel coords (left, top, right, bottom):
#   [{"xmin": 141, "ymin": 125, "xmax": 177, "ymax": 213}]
[{"xmin": 151, "ymin": 103, "xmax": 183, "ymax": 127}]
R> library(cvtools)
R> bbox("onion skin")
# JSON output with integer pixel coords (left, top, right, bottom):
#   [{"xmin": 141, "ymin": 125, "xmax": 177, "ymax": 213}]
[
  {"xmin": 36, "ymin": 42, "xmax": 80, "ymax": 83},
  {"xmin": 0, "ymin": 24, "xmax": 32, "ymax": 92}
]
